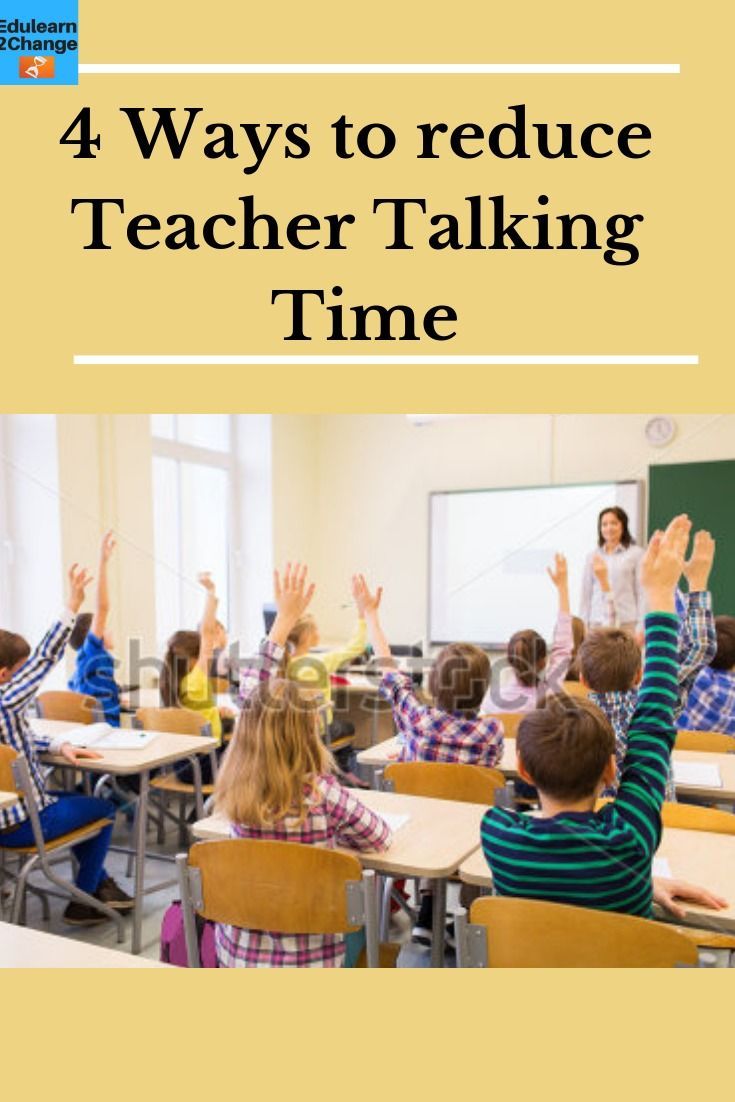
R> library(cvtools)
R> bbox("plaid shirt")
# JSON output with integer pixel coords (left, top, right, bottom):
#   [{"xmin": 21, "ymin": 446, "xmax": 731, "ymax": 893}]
[
  {"xmin": 0, "ymin": 613, "xmax": 74, "ymax": 832},
  {"xmin": 380, "ymin": 669, "xmax": 504, "ymax": 766},
  {"xmin": 591, "ymin": 590, "xmax": 716, "ymax": 801},
  {"xmin": 680, "ymin": 667, "xmax": 735, "ymax": 735},
  {"xmin": 221, "ymin": 640, "xmax": 392, "ymax": 968}
]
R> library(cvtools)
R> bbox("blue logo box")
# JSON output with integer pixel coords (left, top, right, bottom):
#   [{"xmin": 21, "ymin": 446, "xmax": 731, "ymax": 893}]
[{"xmin": 0, "ymin": 1, "xmax": 78, "ymax": 85}]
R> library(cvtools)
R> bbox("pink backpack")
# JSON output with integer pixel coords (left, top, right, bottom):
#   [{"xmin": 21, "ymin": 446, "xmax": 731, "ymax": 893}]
[{"xmin": 160, "ymin": 901, "xmax": 219, "ymax": 967}]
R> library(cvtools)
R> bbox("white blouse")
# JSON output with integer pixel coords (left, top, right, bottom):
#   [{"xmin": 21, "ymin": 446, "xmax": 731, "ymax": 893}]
[{"xmin": 579, "ymin": 543, "xmax": 645, "ymax": 628}]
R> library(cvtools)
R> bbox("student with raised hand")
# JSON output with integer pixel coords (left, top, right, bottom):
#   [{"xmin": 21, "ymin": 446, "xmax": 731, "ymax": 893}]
[
  {"xmin": 68, "ymin": 529, "xmax": 121, "ymax": 725},
  {"xmin": 0, "ymin": 564, "xmax": 133, "ymax": 925},
  {"xmin": 579, "ymin": 528, "xmax": 716, "ymax": 800},
  {"xmin": 481, "ymin": 515, "xmax": 695, "ymax": 918},
  {"xmin": 482, "ymin": 552, "xmax": 573, "ymax": 712},
  {"xmin": 219, "ymin": 563, "xmax": 391, "ymax": 968},
  {"xmin": 680, "ymin": 615, "xmax": 735, "ymax": 736}
]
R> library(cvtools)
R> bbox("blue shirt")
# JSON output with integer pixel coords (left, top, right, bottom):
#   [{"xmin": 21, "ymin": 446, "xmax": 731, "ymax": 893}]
[
  {"xmin": 68, "ymin": 632, "xmax": 120, "ymax": 726},
  {"xmin": 680, "ymin": 666, "xmax": 735, "ymax": 735}
]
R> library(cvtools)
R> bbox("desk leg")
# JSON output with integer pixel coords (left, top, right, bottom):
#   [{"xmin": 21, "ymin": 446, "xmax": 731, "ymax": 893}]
[
  {"xmin": 131, "ymin": 770, "xmax": 149, "ymax": 956},
  {"xmin": 431, "ymin": 879, "xmax": 447, "ymax": 968}
]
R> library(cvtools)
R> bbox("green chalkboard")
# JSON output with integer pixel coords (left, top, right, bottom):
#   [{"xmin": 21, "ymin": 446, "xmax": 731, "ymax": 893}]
[{"xmin": 648, "ymin": 459, "xmax": 735, "ymax": 615}]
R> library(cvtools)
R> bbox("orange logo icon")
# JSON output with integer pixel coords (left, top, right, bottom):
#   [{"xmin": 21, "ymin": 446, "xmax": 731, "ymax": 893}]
[{"xmin": 19, "ymin": 56, "xmax": 55, "ymax": 79}]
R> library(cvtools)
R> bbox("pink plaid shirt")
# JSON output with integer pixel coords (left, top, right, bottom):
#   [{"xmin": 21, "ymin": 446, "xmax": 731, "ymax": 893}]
[
  {"xmin": 219, "ymin": 641, "xmax": 392, "ymax": 968},
  {"xmin": 380, "ymin": 670, "xmax": 504, "ymax": 766}
]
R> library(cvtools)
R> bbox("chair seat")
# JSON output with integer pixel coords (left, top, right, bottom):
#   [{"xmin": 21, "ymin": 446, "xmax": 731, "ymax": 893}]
[
  {"xmin": 0, "ymin": 818, "xmax": 113, "ymax": 855},
  {"xmin": 150, "ymin": 775, "xmax": 215, "ymax": 796}
]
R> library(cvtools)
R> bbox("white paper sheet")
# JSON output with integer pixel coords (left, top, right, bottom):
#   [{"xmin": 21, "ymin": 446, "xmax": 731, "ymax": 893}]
[
  {"xmin": 381, "ymin": 812, "xmax": 410, "ymax": 832},
  {"xmin": 61, "ymin": 723, "xmax": 159, "ymax": 751},
  {"xmin": 672, "ymin": 761, "xmax": 723, "ymax": 789},
  {"xmin": 652, "ymin": 857, "xmax": 672, "ymax": 878}
]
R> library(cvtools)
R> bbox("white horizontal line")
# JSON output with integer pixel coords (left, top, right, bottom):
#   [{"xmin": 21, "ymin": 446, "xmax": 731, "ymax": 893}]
[
  {"xmin": 74, "ymin": 355, "xmax": 698, "ymax": 366},
  {"xmin": 78, "ymin": 63, "xmax": 680, "ymax": 75}
]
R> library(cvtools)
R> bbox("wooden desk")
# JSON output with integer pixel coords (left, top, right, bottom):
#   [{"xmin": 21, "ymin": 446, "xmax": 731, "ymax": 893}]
[
  {"xmin": 31, "ymin": 718, "xmax": 217, "ymax": 955},
  {"xmin": 192, "ymin": 788, "xmax": 486, "ymax": 967},
  {"xmin": 458, "ymin": 827, "xmax": 735, "ymax": 934},
  {"xmin": 358, "ymin": 738, "xmax": 735, "ymax": 803},
  {"xmin": 0, "ymin": 920, "xmax": 168, "ymax": 968},
  {"xmin": 0, "ymin": 792, "xmax": 18, "ymax": 812}
]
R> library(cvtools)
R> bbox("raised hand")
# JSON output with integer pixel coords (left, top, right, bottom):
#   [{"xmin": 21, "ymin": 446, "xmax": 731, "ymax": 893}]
[
  {"xmin": 591, "ymin": 553, "xmax": 611, "ymax": 592},
  {"xmin": 683, "ymin": 530, "xmax": 715, "ymax": 593},
  {"xmin": 68, "ymin": 563, "xmax": 93, "ymax": 614},
  {"xmin": 352, "ymin": 574, "xmax": 383, "ymax": 618},
  {"xmin": 99, "ymin": 530, "xmax": 117, "ymax": 563},
  {"xmin": 198, "ymin": 571, "xmax": 216, "ymax": 593},
  {"xmin": 273, "ymin": 562, "xmax": 315, "ymax": 626},
  {"xmin": 546, "ymin": 553, "xmax": 568, "ymax": 590},
  {"xmin": 641, "ymin": 514, "xmax": 691, "ymax": 611}
]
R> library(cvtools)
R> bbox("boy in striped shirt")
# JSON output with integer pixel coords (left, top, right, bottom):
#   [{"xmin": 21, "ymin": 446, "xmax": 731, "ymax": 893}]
[{"xmin": 481, "ymin": 515, "xmax": 691, "ymax": 918}]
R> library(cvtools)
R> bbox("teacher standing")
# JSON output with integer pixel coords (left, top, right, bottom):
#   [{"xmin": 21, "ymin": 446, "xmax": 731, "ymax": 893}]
[{"xmin": 579, "ymin": 506, "xmax": 645, "ymax": 636}]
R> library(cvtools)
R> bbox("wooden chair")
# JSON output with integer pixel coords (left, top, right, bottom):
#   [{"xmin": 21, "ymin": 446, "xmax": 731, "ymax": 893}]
[
  {"xmin": 136, "ymin": 707, "xmax": 216, "ymax": 845},
  {"xmin": 661, "ymin": 801, "xmax": 735, "ymax": 834},
  {"xmin": 676, "ymin": 730, "xmax": 734, "ymax": 753},
  {"xmin": 0, "ymin": 747, "xmax": 124, "ymax": 938},
  {"xmin": 36, "ymin": 690, "xmax": 101, "ymax": 724},
  {"xmin": 383, "ymin": 761, "xmax": 505, "ymax": 805},
  {"xmin": 456, "ymin": 896, "xmax": 699, "ymax": 968},
  {"xmin": 176, "ymin": 839, "xmax": 381, "ymax": 967},
  {"xmin": 483, "ymin": 712, "xmax": 523, "ymax": 739},
  {"xmin": 561, "ymin": 680, "xmax": 590, "ymax": 699}
]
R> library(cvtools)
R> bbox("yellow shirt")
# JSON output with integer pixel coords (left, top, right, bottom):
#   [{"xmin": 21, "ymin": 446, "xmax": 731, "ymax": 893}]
[
  {"xmin": 287, "ymin": 619, "xmax": 367, "ymax": 714},
  {"xmin": 180, "ymin": 664, "xmax": 222, "ymax": 745}
]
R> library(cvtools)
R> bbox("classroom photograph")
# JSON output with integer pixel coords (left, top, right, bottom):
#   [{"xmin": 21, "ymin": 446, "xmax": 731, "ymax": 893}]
[{"xmin": 1, "ymin": 412, "xmax": 734, "ymax": 969}]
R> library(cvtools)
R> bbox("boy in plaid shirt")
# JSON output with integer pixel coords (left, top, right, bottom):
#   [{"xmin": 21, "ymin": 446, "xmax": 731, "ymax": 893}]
[
  {"xmin": 578, "ymin": 530, "xmax": 716, "ymax": 800},
  {"xmin": 680, "ymin": 616, "xmax": 735, "ymax": 735}
]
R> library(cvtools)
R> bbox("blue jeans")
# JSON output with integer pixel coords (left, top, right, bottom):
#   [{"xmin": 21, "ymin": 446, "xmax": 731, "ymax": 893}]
[{"xmin": 0, "ymin": 793, "xmax": 115, "ymax": 894}]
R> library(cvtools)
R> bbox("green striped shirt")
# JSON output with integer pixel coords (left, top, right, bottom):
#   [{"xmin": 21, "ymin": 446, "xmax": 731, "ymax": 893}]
[{"xmin": 480, "ymin": 612, "xmax": 678, "ymax": 917}]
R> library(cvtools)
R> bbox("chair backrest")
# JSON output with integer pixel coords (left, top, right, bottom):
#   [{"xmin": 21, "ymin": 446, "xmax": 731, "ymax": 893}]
[
  {"xmin": 483, "ymin": 712, "xmax": 523, "ymax": 739},
  {"xmin": 209, "ymin": 677, "xmax": 230, "ymax": 695},
  {"xmin": 181, "ymin": 839, "xmax": 366, "ymax": 933},
  {"xmin": 0, "ymin": 745, "xmax": 19, "ymax": 794},
  {"xmin": 676, "ymin": 729, "xmax": 734, "ymax": 753},
  {"xmin": 36, "ymin": 690, "xmax": 99, "ymax": 724},
  {"xmin": 384, "ymin": 761, "xmax": 505, "ymax": 804},
  {"xmin": 463, "ymin": 896, "xmax": 699, "ymax": 967},
  {"xmin": 135, "ymin": 706, "xmax": 210, "ymax": 736},
  {"xmin": 561, "ymin": 680, "xmax": 590, "ymax": 699},
  {"xmin": 661, "ymin": 801, "xmax": 735, "ymax": 834}
]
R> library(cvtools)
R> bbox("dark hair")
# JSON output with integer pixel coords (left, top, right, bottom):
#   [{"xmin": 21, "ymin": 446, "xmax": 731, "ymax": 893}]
[
  {"xmin": 597, "ymin": 506, "xmax": 634, "ymax": 549},
  {"xmin": 578, "ymin": 627, "xmax": 641, "ymax": 692},
  {"xmin": 69, "ymin": 612, "xmax": 93, "ymax": 651},
  {"xmin": 517, "ymin": 696, "xmax": 615, "ymax": 800},
  {"xmin": 565, "ymin": 617, "xmax": 587, "ymax": 682},
  {"xmin": 428, "ymin": 643, "xmax": 490, "ymax": 716},
  {"xmin": 160, "ymin": 630, "xmax": 201, "ymax": 707},
  {"xmin": 507, "ymin": 629, "xmax": 547, "ymax": 688},
  {"xmin": 712, "ymin": 616, "xmax": 735, "ymax": 671},
  {"xmin": 0, "ymin": 630, "xmax": 31, "ymax": 671}
]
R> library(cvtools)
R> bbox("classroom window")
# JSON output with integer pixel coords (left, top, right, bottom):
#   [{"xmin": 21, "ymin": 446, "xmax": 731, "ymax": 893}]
[
  {"xmin": 150, "ymin": 414, "xmax": 230, "ymax": 454},
  {"xmin": 151, "ymin": 420, "xmax": 232, "ymax": 649}
]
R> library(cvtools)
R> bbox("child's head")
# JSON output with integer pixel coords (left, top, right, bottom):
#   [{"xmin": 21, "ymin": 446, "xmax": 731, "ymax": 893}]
[
  {"xmin": 0, "ymin": 630, "xmax": 31, "ymax": 684},
  {"xmin": 286, "ymin": 615, "xmax": 320, "ymax": 654},
  {"xmin": 160, "ymin": 630, "xmax": 201, "ymax": 706},
  {"xmin": 517, "ymin": 696, "xmax": 616, "ymax": 801},
  {"xmin": 578, "ymin": 627, "xmax": 642, "ymax": 692},
  {"xmin": 429, "ymin": 643, "xmax": 490, "ymax": 716},
  {"xmin": 215, "ymin": 677, "xmax": 331, "ymax": 825},
  {"xmin": 507, "ymin": 629, "xmax": 548, "ymax": 688},
  {"xmin": 69, "ymin": 612, "xmax": 93, "ymax": 651},
  {"xmin": 711, "ymin": 616, "xmax": 735, "ymax": 672}
]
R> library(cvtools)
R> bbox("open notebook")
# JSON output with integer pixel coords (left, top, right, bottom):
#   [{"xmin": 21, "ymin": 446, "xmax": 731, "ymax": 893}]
[{"xmin": 60, "ymin": 723, "xmax": 159, "ymax": 751}]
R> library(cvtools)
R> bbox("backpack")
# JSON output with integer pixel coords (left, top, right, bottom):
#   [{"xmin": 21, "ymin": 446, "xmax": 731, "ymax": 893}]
[{"xmin": 160, "ymin": 901, "xmax": 219, "ymax": 967}]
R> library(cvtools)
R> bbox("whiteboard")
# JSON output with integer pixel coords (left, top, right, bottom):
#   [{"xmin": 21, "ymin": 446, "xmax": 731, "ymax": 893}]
[{"xmin": 429, "ymin": 481, "xmax": 643, "ymax": 646}]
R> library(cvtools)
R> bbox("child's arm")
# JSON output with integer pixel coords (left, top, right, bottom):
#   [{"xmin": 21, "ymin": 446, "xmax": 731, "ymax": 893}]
[
  {"xmin": 319, "ymin": 577, "xmax": 370, "ymax": 673},
  {"xmin": 675, "ymin": 531, "xmax": 717, "ymax": 714},
  {"xmin": 322, "ymin": 775, "xmax": 392, "ymax": 852},
  {"xmin": 91, "ymin": 530, "xmax": 115, "ymax": 642},
  {"xmin": 1, "ymin": 565, "xmax": 92, "ymax": 712},
  {"xmin": 614, "ymin": 516, "xmax": 691, "ymax": 853},
  {"xmin": 195, "ymin": 572, "xmax": 218, "ymax": 673},
  {"xmin": 359, "ymin": 575, "xmax": 430, "ymax": 728},
  {"xmin": 545, "ymin": 553, "xmax": 573, "ymax": 689},
  {"xmin": 592, "ymin": 554, "xmax": 619, "ymax": 626},
  {"xmin": 579, "ymin": 555, "xmax": 593, "ymax": 625},
  {"xmin": 239, "ymin": 563, "xmax": 315, "ymax": 701}
]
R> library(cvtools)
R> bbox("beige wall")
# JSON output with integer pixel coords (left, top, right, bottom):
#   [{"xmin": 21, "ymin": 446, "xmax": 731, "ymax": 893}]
[{"xmin": 270, "ymin": 414, "xmax": 735, "ymax": 644}]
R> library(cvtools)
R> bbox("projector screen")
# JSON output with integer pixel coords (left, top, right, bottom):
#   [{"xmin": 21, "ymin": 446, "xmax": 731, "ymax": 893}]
[{"xmin": 429, "ymin": 480, "xmax": 643, "ymax": 647}]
